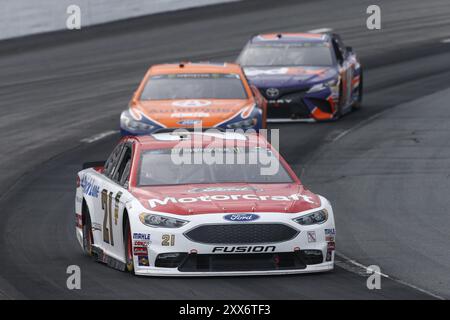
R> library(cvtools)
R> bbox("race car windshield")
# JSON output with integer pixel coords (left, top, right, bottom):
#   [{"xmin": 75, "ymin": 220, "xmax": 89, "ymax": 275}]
[
  {"xmin": 238, "ymin": 43, "xmax": 334, "ymax": 67},
  {"xmin": 138, "ymin": 147, "xmax": 294, "ymax": 186},
  {"xmin": 140, "ymin": 73, "xmax": 248, "ymax": 100}
]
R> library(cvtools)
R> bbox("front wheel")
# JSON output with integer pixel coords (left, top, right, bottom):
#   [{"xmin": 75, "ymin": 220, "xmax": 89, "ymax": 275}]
[
  {"xmin": 124, "ymin": 219, "xmax": 135, "ymax": 274},
  {"xmin": 82, "ymin": 210, "xmax": 94, "ymax": 256},
  {"xmin": 352, "ymin": 70, "xmax": 363, "ymax": 110},
  {"xmin": 333, "ymin": 83, "xmax": 344, "ymax": 120}
]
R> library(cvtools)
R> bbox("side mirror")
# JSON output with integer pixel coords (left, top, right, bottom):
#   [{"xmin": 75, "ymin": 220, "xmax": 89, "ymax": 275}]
[{"xmin": 82, "ymin": 161, "xmax": 105, "ymax": 170}]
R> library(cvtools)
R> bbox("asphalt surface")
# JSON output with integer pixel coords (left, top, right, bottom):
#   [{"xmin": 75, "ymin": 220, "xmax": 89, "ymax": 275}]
[{"xmin": 1, "ymin": 0, "xmax": 450, "ymax": 299}]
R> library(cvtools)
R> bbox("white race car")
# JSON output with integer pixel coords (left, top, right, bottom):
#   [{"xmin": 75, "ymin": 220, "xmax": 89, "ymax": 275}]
[{"xmin": 75, "ymin": 130, "xmax": 336, "ymax": 276}]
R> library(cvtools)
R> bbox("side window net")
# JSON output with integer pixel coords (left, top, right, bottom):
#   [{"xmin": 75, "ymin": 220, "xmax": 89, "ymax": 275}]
[
  {"xmin": 104, "ymin": 144, "xmax": 123, "ymax": 177},
  {"xmin": 115, "ymin": 146, "xmax": 132, "ymax": 185}
]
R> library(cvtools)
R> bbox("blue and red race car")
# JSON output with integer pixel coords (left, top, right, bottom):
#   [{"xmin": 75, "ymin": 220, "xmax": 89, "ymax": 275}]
[{"xmin": 237, "ymin": 32, "xmax": 363, "ymax": 121}]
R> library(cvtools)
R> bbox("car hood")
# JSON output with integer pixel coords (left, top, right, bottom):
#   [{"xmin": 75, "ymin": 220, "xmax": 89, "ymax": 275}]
[
  {"xmin": 131, "ymin": 183, "xmax": 321, "ymax": 215},
  {"xmin": 132, "ymin": 99, "xmax": 253, "ymax": 128},
  {"xmin": 243, "ymin": 66, "xmax": 338, "ymax": 89}
]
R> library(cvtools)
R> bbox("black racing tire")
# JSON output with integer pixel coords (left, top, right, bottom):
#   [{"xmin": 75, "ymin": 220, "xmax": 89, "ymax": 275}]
[
  {"xmin": 124, "ymin": 218, "xmax": 135, "ymax": 274},
  {"xmin": 82, "ymin": 209, "xmax": 94, "ymax": 257},
  {"xmin": 352, "ymin": 69, "xmax": 363, "ymax": 110},
  {"xmin": 333, "ymin": 83, "xmax": 344, "ymax": 120}
]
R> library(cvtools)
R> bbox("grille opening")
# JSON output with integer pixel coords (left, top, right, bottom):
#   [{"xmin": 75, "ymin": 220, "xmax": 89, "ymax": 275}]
[
  {"xmin": 155, "ymin": 250, "xmax": 323, "ymax": 271},
  {"xmin": 267, "ymin": 104, "xmax": 311, "ymax": 119},
  {"xmin": 184, "ymin": 223, "xmax": 299, "ymax": 245},
  {"xmin": 300, "ymin": 250, "xmax": 323, "ymax": 265},
  {"xmin": 179, "ymin": 252, "xmax": 307, "ymax": 272},
  {"xmin": 155, "ymin": 253, "xmax": 188, "ymax": 268}
]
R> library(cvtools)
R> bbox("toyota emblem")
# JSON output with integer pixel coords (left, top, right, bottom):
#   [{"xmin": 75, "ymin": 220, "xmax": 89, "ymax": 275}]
[{"xmin": 266, "ymin": 88, "xmax": 280, "ymax": 98}]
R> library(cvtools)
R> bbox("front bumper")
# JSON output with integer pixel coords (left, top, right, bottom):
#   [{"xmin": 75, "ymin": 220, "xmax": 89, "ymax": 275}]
[
  {"xmin": 262, "ymin": 87, "xmax": 338, "ymax": 122},
  {"xmin": 131, "ymin": 206, "xmax": 336, "ymax": 276},
  {"xmin": 136, "ymin": 261, "xmax": 334, "ymax": 277},
  {"xmin": 120, "ymin": 107, "xmax": 264, "ymax": 136}
]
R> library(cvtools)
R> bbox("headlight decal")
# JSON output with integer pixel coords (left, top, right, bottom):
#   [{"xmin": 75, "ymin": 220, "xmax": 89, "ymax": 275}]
[
  {"xmin": 120, "ymin": 109, "xmax": 165, "ymax": 133},
  {"xmin": 215, "ymin": 104, "xmax": 259, "ymax": 129},
  {"xmin": 139, "ymin": 213, "xmax": 189, "ymax": 228},
  {"xmin": 226, "ymin": 117, "xmax": 257, "ymax": 129},
  {"xmin": 307, "ymin": 78, "xmax": 339, "ymax": 94},
  {"xmin": 293, "ymin": 209, "xmax": 328, "ymax": 225}
]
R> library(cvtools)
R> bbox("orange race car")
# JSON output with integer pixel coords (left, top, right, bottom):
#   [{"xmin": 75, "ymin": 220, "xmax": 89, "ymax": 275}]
[{"xmin": 120, "ymin": 62, "xmax": 267, "ymax": 135}]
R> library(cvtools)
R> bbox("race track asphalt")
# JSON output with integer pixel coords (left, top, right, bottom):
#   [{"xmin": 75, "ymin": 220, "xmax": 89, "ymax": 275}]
[{"xmin": 1, "ymin": 0, "xmax": 450, "ymax": 299}]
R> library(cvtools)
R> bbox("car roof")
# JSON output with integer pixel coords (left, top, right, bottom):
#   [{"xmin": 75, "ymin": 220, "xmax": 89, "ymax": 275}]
[
  {"xmin": 251, "ymin": 32, "xmax": 329, "ymax": 44},
  {"xmin": 129, "ymin": 131, "xmax": 266, "ymax": 150},
  {"xmin": 148, "ymin": 62, "xmax": 244, "ymax": 75}
]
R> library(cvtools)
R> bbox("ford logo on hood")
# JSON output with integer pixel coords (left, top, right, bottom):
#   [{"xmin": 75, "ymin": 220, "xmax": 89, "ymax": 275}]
[{"xmin": 223, "ymin": 213, "xmax": 260, "ymax": 222}]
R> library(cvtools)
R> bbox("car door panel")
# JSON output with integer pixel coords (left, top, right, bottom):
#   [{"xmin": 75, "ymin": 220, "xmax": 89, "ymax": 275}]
[
  {"xmin": 97, "ymin": 141, "xmax": 135, "ymax": 260},
  {"xmin": 98, "ymin": 178, "xmax": 129, "ymax": 260}
]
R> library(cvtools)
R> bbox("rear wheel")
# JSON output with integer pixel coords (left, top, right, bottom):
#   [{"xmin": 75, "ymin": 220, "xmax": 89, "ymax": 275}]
[
  {"xmin": 124, "ymin": 219, "xmax": 134, "ymax": 273},
  {"xmin": 83, "ymin": 210, "xmax": 94, "ymax": 256}
]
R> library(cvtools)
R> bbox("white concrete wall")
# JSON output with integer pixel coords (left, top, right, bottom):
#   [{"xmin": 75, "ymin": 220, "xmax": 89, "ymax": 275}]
[{"xmin": 0, "ymin": 0, "xmax": 239, "ymax": 40}]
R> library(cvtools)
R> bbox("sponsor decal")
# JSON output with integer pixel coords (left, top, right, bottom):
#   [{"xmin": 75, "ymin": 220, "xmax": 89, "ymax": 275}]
[
  {"xmin": 171, "ymin": 112, "xmax": 210, "ymax": 118},
  {"xmin": 148, "ymin": 109, "xmax": 230, "ymax": 114},
  {"xmin": 133, "ymin": 233, "xmax": 151, "ymax": 241},
  {"xmin": 80, "ymin": 175, "xmax": 100, "ymax": 198},
  {"xmin": 134, "ymin": 240, "xmax": 149, "ymax": 247},
  {"xmin": 327, "ymin": 242, "xmax": 336, "ymax": 250},
  {"xmin": 245, "ymin": 68, "xmax": 289, "ymax": 76},
  {"xmin": 148, "ymin": 193, "xmax": 315, "ymax": 209},
  {"xmin": 172, "ymin": 100, "xmax": 212, "ymax": 108},
  {"xmin": 177, "ymin": 119, "xmax": 201, "ymax": 126},
  {"xmin": 189, "ymin": 186, "xmax": 262, "ymax": 193},
  {"xmin": 133, "ymin": 246, "xmax": 148, "ymax": 256},
  {"xmin": 245, "ymin": 66, "xmax": 330, "ymax": 77},
  {"xmin": 212, "ymin": 246, "xmax": 276, "ymax": 253},
  {"xmin": 138, "ymin": 255, "xmax": 150, "ymax": 266},
  {"xmin": 325, "ymin": 228, "xmax": 336, "ymax": 236},
  {"xmin": 268, "ymin": 99, "xmax": 293, "ymax": 104},
  {"xmin": 172, "ymin": 146, "xmax": 243, "ymax": 154},
  {"xmin": 223, "ymin": 213, "xmax": 260, "ymax": 222},
  {"xmin": 307, "ymin": 231, "xmax": 316, "ymax": 243}
]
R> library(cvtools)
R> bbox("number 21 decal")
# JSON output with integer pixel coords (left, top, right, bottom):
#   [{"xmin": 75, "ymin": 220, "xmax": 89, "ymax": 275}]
[
  {"xmin": 101, "ymin": 189, "xmax": 122, "ymax": 246},
  {"xmin": 162, "ymin": 234, "xmax": 175, "ymax": 246}
]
